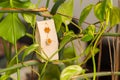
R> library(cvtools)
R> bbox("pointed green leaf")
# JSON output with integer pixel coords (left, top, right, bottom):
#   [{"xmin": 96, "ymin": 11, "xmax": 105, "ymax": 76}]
[
  {"xmin": 57, "ymin": 0, "xmax": 74, "ymax": 25},
  {"xmin": 39, "ymin": 63, "xmax": 60, "ymax": 80},
  {"xmin": 0, "ymin": 75, "xmax": 9, "ymax": 80},
  {"xmin": 63, "ymin": 46, "xmax": 75, "ymax": 59},
  {"xmin": 59, "ymin": 35, "xmax": 73, "ymax": 49},
  {"xmin": 0, "ymin": 13, "xmax": 26, "ymax": 44},
  {"xmin": 53, "ymin": 14, "xmax": 62, "ymax": 32},
  {"xmin": 0, "ymin": 13, "xmax": 4, "ymax": 19},
  {"xmin": 22, "ymin": 44, "xmax": 39, "ymax": 61},
  {"xmin": 81, "ymin": 25, "xmax": 95, "ymax": 42},
  {"xmin": 110, "ymin": 7, "xmax": 120, "ymax": 26},
  {"xmin": 94, "ymin": 2, "xmax": 105, "ymax": 21},
  {"xmin": 79, "ymin": 4, "xmax": 93, "ymax": 26},
  {"xmin": 22, "ymin": 13, "xmax": 36, "ymax": 27},
  {"xmin": 60, "ymin": 65, "xmax": 83, "ymax": 80},
  {"xmin": 51, "ymin": 0, "xmax": 65, "ymax": 14},
  {"xmin": 81, "ymin": 34, "xmax": 93, "ymax": 42},
  {"xmin": 0, "ymin": 0, "xmax": 9, "ymax": 7},
  {"xmin": 94, "ymin": 0, "xmax": 113, "ymax": 21},
  {"xmin": 59, "ymin": 32, "xmax": 75, "ymax": 49},
  {"xmin": 0, "ymin": 0, "xmax": 31, "ymax": 8},
  {"xmin": 22, "ymin": 4, "xmax": 36, "ymax": 27},
  {"xmin": 12, "ymin": 0, "xmax": 32, "ymax": 8},
  {"xmin": 19, "ymin": 0, "xmax": 29, "ymax": 2}
]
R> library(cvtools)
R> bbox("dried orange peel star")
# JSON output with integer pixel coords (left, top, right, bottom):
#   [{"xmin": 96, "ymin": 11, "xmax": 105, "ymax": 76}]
[
  {"xmin": 44, "ymin": 27, "xmax": 51, "ymax": 33},
  {"xmin": 46, "ymin": 38, "xmax": 52, "ymax": 45}
]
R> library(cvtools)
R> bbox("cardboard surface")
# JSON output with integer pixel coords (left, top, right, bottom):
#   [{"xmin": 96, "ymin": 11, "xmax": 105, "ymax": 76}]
[{"xmin": 35, "ymin": 19, "xmax": 58, "ymax": 61}]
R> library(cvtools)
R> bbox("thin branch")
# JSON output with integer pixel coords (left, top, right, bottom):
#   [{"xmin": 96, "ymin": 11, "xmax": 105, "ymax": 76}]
[
  {"xmin": 102, "ymin": 33, "xmax": 120, "ymax": 37},
  {"xmin": 57, "ymin": 12, "xmax": 91, "ymax": 25},
  {"xmin": 0, "ymin": 8, "xmax": 48, "ymax": 16},
  {"xmin": 72, "ymin": 71, "xmax": 120, "ymax": 79},
  {"xmin": 0, "ymin": 60, "xmax": 39, "ymax": 73},
  {"xmin": 77, "ymin": 33, "xmax": 120, "ymax": 38},
  {"xmin": 0, "ymin": 8, "xmax": 48, "ymax": 12}
]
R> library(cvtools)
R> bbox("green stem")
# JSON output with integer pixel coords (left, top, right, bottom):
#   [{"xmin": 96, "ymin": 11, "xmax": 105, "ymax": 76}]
[
  {"xmin": 10, "ymin": 0, "xmax": 13, "ymax": 8},
  {"xmin": 92, "ymin": 22, "xmax": 107, "ymax": 80},
  {"xmin": 72, "ymin": 72, "xmax": 120, "ymax": 79},
  {"xmin": 71, "ymin": 41, "xmax": 79, "ymax": 64},
  {"xmin": 12, "ymin": 13, "xmax": 20, "ymax": 80},
  {"xmin": 9, "ymin": 43, "xmax": 12, "ymax": 62},
  {"xmin": 0, "ymin": 60, "xmax": 39, "ymax": 73},
  {"xmin": 40, "ymin": 61, "xmax": 49, "ymax": 80},
  {"xmin": 70, "ymin": 21, "xmax": 82, "ymax": 33},
  {"xmin": 1, "ymin": 39, "xmax": 10, "ymax": 62},
  {"xmin": 43, "ymin": 0, "xmax": 50, "ymax": 20},
  {"xmin": 46, "ymin": 0, "xmax": 50, "ymax": 8},
  {"xmin": 36, "ymin": 0, "xmax": 41, "ymax": 7}
]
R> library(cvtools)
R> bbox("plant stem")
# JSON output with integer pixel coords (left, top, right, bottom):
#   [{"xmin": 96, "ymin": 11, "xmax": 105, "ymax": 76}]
[
  {"xmin": 10, "ymin": 0, "xmax": 13, "ymax": 8},
  {"xmin": 0, "ymin": 60, "xmax": 39, "ymax": 73},
  {"xmin": 12, "ymin": 13, "xmax": 20, "ymax": 80},
  {"xmin": 72, "ymin": 71, "xmax": 120, "ymax": 79},
  {"xmin": 92, "ymin": 22, "xmax": 107, "ymax": 80},
  {"xmin": 46, "ymin": 0, "xmax": 50, "ymax": 8},
  {"xmin": 2, "ymin": 39, "xmax": 10, "ymax": 62},
  {"xmin": 40, "ymin": 61, "xmax": 49, "ymax": 80}
]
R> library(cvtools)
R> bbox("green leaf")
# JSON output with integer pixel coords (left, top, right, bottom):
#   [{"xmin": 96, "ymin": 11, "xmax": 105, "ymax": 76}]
[
  {"xmin": 23, "ymin": 13, "xmax": 36, "ymax": 27},
  {"xmin": 60, "ymin": 65, "xmax": 83, "ymax": 80},
  {"xmin": 22, "ymin": 44, "xmax": 39, "ymax": 61},
  {"xmin": 63, "ymin": 47, "xmax": 75, "ymax": 59},
  {"xmin": 81, "ymin": 25, "xmax": 95, "ymax": 42},
  {"xmin": 12, "ymin": 0, "xmax": 32, "ymax": 8},
  {"xmin": 81, "ymin": 34, "xmax": 93, "ymax": 42},
  {"xmin": 0, "ymin": 0, "xmax": 31, "ymax": 8},
  {"xmin": 62, "ymin": 46, "xmax": 76, "ymax": 65},
  {"xmin": 53, "ymin": 0, "xmax": 58, "ymax": 3},
  {"xmin": 83, "ymin": 45, "xmax": 99, "ymax": 63},
  {"xmin": 0, "ymin": 75, "xmax": 9, "ymax": 80},
  {"xmin": 0, "ymin": 13, "xmax": 26, "ymax": 44},
  {"xmin": 19, "ymin": 0, "xmax": 29, "ymax": 2},
  {"xmin": 51, "ymin": 0, "xmax": 65, "ymax": 14},
  {"xmin": 57, "ymin": 0, "xmax": 74, "ymax": 25},
  {"xmin": 59, "ymin": 35, "xmax": 73, "ymax": 49},
  {"xmin": 0, "ymin": 13, "xmax": 4, "ymax": 19},
  {"xmin": 94, "ymin": 0, "xmax": 113, "ymax": 21},
  {"xmin": 0, "ymin": 0, "xmax": 9, "ymax": 7},
  {"xmin": 94, "ymin": 2, "xmax": 105, "ymax": 21},
  {"xmin": 110, "ymin": 7, "xmax": 120, "ymax": 26},
  {"xmin": 53, "ymin": 14, "xmax": 62, "ymax": 32},
  {"xmin": 22, "ymin": 4, "xmax": 36, "ymax": 27},
  {"xmin": 59, "ymin": 32, "xmax": 75, "ymax": 49},
  {"xmin": 39, "ymin": 63, "xmax": 60, "ymax": 80},
  {"xmin": 79, "ymin": 4, "xmax": 93, "ymax": 26}
]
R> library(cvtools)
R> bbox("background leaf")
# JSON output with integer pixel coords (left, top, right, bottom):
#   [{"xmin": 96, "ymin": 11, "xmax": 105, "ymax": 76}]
[
  {"xmin": 59, "ymin": 32, "xmax": 76, "ymax": 49},
  {"xmin": 94, "ymin": 2, "xmax": 105, "ymax": 21},
  {"xmin": 0, "ymin": 0, "xmax": 32, "ymax": 8},
  {"xmin": 94, "ymin": 0, "xmax": 112, "ymax": 21},
  {"xmin": 51, "ymin": 0, "xmax": 65, "ymax": 15},
  {"xmin": 53, "ymin": 14, "xmax": 62, "ymax": 32},
  {"xmin": 57, "ymin": 0, "xmax": 74, "ymax": 25},
  {"xmin": 22, "ymin": 44, "xmax": 39, "ymax": 61},
  {"xmin": 0, "ymin": 13, "xmax": 26, "ymax": 44},
  {"xmin": 0, "ymin": 13, "xmax": 4, "ymax": 19},
  {"xmin": 81, "ymin": 25, "xmax": 95, "ymax": 42},
  {"xmin": 110, "ymin": 7, "xmax": 120, "ymax": 26},
  {"xmin": 60, "ymin": 65, "xmax": 83, "ymax": 80},
  {"xmin": 39, "ymin": 63, "xmax": 60, "ymax": 80},
  {"xmin": 22, "ymin": 4, "xmax": 36, "ymax": 27},
  {"xmin": 0, "ymin": 0, "xmax": 9, "ymax": 7},
  {"xmin": 79, "ymin": 4, "xmax": 93, "ymax": 26}
]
